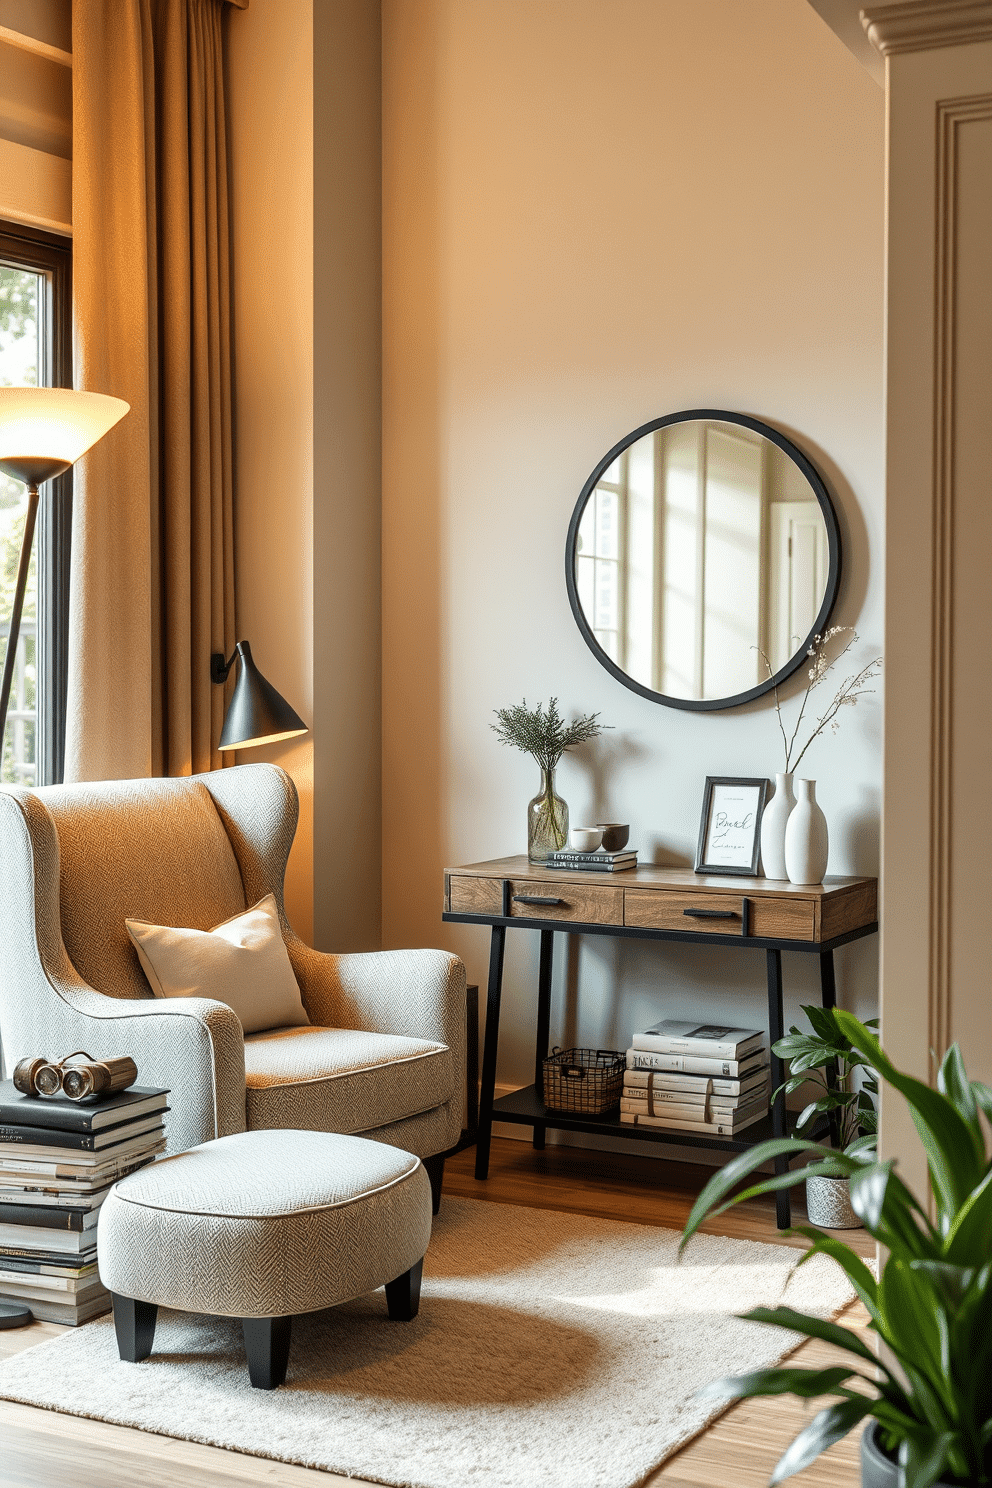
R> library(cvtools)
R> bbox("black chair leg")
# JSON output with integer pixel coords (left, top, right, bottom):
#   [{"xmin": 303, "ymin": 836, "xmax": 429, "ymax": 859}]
[
  {"xmin": 385, "ymin": 1257, "xmax": 423, "ymax": 1321},
  {"xmin": 423, "ymin": 1153, "xmax": 444, "ymax": 1215},
  {"xmin": 113, "ymin": 1294, "xmax": 158, "ymax": 1363},
  {"xmin": 242, "ymin": 1314, "xmax": 292, "ymax": 1390}
]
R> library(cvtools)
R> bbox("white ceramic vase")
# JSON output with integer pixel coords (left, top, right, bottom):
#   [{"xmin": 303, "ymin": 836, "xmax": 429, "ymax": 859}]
[
  {"xmin": 759, "ymin": 772, "xmax": 794, "ymax": 880},
  {"xmin": 784, "ymin": 778, "xmax": 828, "ymax": 885}
]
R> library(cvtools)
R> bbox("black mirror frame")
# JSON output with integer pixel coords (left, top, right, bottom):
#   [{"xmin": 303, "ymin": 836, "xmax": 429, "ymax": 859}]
[{"xmin": 564, "ymin": 409, "xmax": 842, "ymax": 713}]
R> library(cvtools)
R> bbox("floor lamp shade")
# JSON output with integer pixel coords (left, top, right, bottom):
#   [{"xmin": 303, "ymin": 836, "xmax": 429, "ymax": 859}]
[
  {"xmin": 0, "ymin": 386, "xmax": 131, "ymax": 758},
  {"xmin": 0, "ymin": 388, "xmax": 130, "ymax": 484},
  {"xmin": 214, "ymin": 642, "xmax": 308, "ymax": 752}
]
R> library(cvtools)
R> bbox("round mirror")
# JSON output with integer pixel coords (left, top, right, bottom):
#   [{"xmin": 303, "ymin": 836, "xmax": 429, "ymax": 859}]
[{"xmin": 565, "ymin": 410, "xmax": 841, "ymax": 711}]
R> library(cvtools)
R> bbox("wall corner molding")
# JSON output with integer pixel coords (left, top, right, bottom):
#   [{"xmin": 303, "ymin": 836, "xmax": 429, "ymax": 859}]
[{"xmin": 861, "ymin": 0, "xmax": 992, "ymax": 54}]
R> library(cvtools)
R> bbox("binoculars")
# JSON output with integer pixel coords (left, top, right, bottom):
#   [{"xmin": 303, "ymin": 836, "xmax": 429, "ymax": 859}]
[{"xmin": 13, "ymin": 1051, "xmax": 138, "ymax": 1102}]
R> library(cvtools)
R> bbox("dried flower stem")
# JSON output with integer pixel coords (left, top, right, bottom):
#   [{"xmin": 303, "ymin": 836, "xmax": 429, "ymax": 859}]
[{"xmin": 758, "ymin": 628, "xmax": 882, "ymax": 774}]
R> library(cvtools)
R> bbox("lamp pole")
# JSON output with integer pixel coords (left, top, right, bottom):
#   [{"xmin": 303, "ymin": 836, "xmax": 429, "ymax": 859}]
[{"xmin": 0, "ymin": 481, "xmax": 40, "ymax": 741}]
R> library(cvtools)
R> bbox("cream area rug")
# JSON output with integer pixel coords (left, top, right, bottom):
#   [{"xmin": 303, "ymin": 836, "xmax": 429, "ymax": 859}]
[{"xmin": 0, "ymin": 1197, "xmax": 852, "ymax": 1488}]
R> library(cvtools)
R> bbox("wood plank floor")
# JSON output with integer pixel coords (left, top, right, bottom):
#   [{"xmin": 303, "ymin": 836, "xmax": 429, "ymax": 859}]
[{"xmin": 0, "ymin": 1138, "xmax": 875, "ymax": 1488}]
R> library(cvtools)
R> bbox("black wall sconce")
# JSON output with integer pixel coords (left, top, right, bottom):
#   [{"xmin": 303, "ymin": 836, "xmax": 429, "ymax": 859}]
[{"xmin": 210, "ymin": 641, "xmax": 308, "ymax": 752}]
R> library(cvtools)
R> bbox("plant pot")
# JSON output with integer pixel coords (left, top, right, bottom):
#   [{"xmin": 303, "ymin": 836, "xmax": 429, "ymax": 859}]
[
  {"xmin": 759, "ymin": 772, "xmax": 794, "ymax": 880},
  {"xmin": 805, "ymin": 1173, "xmax": 861, "ymax": 1229},
  {"xmin": 861, "ymin": 1421, "xmax": 969, "ymax": 1488}
]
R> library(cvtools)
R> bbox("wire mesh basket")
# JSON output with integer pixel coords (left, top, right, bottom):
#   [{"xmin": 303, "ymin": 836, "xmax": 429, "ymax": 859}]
[{"xmin": 542, "ymin": 1047, "xmax": 625, "ymax": 1115}]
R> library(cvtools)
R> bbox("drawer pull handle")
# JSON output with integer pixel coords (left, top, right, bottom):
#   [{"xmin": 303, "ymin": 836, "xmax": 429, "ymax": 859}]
[
  {"xmin": 683, "ymin": 908, "xmax": 738, "ymax": 920},
  {"xmin": 513, "ymin": 895, "xmax": 564, "ymax": 907}
]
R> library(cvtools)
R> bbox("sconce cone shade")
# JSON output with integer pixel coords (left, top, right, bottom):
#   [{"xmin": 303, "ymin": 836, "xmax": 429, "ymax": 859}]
[
  {"xmin": 0, "ymin": 387, "xmax": 130, "ymax": 485},
  {"xmin": 218, "ymin": 642, "xmax": 308, "ymax": 751}
]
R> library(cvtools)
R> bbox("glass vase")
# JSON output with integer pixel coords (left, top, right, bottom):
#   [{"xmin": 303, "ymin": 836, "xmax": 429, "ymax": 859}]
[{"xmin": 528, "ymin": 767, "xmax": 568, "ymax": 862}]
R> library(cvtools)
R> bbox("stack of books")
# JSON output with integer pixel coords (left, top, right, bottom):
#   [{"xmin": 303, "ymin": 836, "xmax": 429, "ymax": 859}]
[
  {"xmin": 620, "ymin": 1020, "xmax": 770, "ymax": 1136},
  {"xmin": 0, "ymin": 1080, "xmax": 169, "ymax": 1324},
  {"xmin": 546, "ymin": 847, "xmax": 638, "ymax": 873}
]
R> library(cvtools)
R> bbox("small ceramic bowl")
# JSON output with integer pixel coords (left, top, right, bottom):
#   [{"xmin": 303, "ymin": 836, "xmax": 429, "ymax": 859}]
[
  {"xmin": 569, "ymin": 826, "xmax": 603, "ymax": 852},
  {"xmin": 597, "ymin": 823, "xmax": 629, "ymax": 853}
]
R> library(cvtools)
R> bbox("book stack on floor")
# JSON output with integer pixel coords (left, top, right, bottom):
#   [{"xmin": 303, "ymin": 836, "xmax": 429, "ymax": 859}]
[
  {"xmin": 0, "ymin": 1081, "xmax": 169, "ymax": 1324},
  {"xmin": 546, "ymin": 847, "xmax": 638, "ymax": 873},
  {"xmin": 621, "ymin": 1020, "xmax": 770, "ymax": 1136}
]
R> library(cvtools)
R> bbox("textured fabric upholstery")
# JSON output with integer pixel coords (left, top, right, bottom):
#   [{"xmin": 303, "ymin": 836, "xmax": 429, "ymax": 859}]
[
  {"xmin": 244, "ymin": 1026, "xmax": 454, "ymax": 1134},
  {"xmin": 97, "ymin": 1130, "xmax": 432, "ymax": 1317},
  {"xmin": 0, "ymin": 764, "xmax": 466, "ymax": 1162},
  {"xmin": 40, "ymin": 778, "xmax": 247, "ymax": 1000}
]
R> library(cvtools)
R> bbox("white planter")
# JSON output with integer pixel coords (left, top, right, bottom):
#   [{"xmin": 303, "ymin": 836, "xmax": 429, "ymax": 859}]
[
  {"xmin": 806, "ymin": 1174, "xmax": 861, "ymax": 1229},
  {"xmin": 759, "ymin": 772, "xmax": 794, "ymax": 880},
  {"xmin": 785, "ymin": 778, "xmax": 828, "ymax": 885}
]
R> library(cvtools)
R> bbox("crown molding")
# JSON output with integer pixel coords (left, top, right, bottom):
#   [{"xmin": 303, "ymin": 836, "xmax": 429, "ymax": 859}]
[{"xmin": 862, "ymin": 0, "xmax": 992, "ymax": 54}]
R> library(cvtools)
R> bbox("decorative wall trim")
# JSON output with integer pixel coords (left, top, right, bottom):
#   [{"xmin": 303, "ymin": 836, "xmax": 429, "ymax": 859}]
[
  {"xmin": 0, "ymin": 138, "xmax": 71, "ymax": 237},
  {"xmin": 0, "ymin": 24, "xmax": 71, "ymax": 69},
  {"xmin": 927, "ymin": 92, "xmax": 992, "ymax": 1065},
  {"xmin": 862, "ymin": 1, "xmax": 992, "ymax": 54}
]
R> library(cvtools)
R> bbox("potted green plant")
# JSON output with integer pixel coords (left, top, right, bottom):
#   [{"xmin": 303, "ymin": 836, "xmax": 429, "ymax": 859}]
[
  {"xmin": 491, "ymin": 698, "xmax": 607, "ymax": 862},
  {"xmin": 680, "ymin": 1012, "xmax": 992, "ymax": 1488},
  {"xmin": 773, "ymin": 1005, "xmax": 879, "ymax": 1228}
]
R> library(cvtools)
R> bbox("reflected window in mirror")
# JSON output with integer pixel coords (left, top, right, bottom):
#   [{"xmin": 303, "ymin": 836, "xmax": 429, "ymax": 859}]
[{"xmin": 567, "ymin": 411, "xmax": 840, "ymax": 712}]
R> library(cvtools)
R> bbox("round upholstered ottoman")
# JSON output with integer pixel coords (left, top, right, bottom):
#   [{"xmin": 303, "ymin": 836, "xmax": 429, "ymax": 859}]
[{"xmin": 97, "ymin": 1128, "xmax": 432, "ymax": 1388}]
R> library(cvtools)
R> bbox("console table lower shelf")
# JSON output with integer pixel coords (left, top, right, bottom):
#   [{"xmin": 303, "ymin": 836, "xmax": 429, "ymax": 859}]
[{"xmin": 491, "ymin": 1083, "xmax": 816, "ymax": 1157}]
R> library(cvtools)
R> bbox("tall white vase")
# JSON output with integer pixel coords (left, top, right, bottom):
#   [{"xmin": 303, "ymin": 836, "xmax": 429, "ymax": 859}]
[
  {"xmin": 759, "ymin": 772, "xmax": 794, "ymax": 880},
  {"xmin": 785, "ymin": 778, "xmax": 829, "ymax": 885}
]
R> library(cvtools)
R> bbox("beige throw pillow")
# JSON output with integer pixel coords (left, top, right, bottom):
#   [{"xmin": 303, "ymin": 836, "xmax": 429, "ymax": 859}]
[{"xmin": 126, "ymin": 894, "xmax": 309, "ymax": 1035}]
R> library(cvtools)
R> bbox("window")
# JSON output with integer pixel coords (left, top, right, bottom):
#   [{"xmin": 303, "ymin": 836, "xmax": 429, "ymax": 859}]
[{"xmin": 0, "ymin": 222, "xmax": 71, "ymax": 786}]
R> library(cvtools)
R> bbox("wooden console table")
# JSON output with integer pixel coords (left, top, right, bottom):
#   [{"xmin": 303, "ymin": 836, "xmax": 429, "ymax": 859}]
[{"xmin": 442, "ymin": 855, "xmax": 878, "ymax": 1228}]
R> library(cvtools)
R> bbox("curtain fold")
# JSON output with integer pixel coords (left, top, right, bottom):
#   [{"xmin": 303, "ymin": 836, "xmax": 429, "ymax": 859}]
[{"xmin": 66, "ymin": 0, "xmax": 235, "ymax": 781}]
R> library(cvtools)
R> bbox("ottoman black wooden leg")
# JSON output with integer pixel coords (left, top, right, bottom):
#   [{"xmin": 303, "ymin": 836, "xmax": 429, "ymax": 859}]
[
  {"xmin": 385, "ymin": 1257, "xmax": 423, "ymax": 1321},
  {"xmin": 113, "ymin": 1294, "xmax": 158, "ymax": 1363},
  {"xmin": 243, "ymin": 1314, "xmax": 292, "ymax": 1390}
]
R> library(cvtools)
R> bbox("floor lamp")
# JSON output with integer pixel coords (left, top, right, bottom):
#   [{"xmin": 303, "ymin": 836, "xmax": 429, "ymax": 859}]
[{"xmin": 0, "ymin": 388, "xmax": 130, "ymax": 748}]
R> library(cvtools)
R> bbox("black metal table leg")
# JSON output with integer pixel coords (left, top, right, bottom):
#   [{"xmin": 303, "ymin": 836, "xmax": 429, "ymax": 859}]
[
  {"xmin": 818, "ymin": 949, "xmax": 842, "ymax": 1147},
  {"xmin": 475, "ymin": 924, "xmax": 506, "ymax": 1180},
  {"xmin": 532, "ymin": 929, "xmax": 554, "ymax": 1149},
  {"xmin": 766, "ymin": 948, "xmax": 790, "ymax": 1229}
]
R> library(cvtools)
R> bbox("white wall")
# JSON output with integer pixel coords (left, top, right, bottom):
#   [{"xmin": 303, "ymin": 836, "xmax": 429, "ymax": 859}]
[{"xmin": 382, "ymin": 0, "xmax": 885, "ymax": 1135}]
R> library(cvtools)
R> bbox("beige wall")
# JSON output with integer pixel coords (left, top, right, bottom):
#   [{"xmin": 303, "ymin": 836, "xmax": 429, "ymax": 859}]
[
  {"xmin": 227, "ymin": 0, "xmax": 315, "ymax": 941},
  {"xmin": 227, "ymin": 0, "xmax": 382, "ymax": 952},
  {"xmin": 382, "ymin": 0, "xmax": 885, "ymax": 1120}
]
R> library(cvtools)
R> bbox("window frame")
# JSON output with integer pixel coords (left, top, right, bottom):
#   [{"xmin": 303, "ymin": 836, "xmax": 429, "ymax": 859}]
[{"xmin": 0, "ymin": 220, "xmax": 72, "ymax": 785}]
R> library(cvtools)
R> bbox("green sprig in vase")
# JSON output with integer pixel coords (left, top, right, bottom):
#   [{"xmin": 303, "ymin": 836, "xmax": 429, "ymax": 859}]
[{"xmin": 491, "ymin": 698, "xmax": 608, "ymax": 864}]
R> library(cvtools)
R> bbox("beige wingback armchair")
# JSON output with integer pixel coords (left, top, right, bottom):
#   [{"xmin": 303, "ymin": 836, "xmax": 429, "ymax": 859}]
[{"xmin": 0, "ymin": 764, "xmax": 465, "ymax": 1204}]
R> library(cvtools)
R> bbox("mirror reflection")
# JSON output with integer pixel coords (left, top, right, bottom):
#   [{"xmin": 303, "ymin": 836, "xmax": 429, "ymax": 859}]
[{"xmin": 573, "ymin": 418, "xmax": 832, "ymax": 705}]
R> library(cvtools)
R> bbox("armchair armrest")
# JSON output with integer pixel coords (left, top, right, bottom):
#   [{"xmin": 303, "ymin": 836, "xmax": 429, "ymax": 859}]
[
  {"xmin": 287, "ymin": 938, "xmax": 467, "ymax": 1064},
  {"xmin": 0, "ymin": 788, "xmax": 246, "ymax": 1153}
]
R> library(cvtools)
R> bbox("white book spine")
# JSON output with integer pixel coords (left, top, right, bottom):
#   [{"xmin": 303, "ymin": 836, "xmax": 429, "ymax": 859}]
[
  {"xmin": 626, "ymin": 1050, "xmax": 761, "ymax": 1078},
  {"xmin": 622, "ymin": 1068, "xmax": 768, "ymax": 1098},
  {"xmin": 631, "ymin": 1033, "xmax": 762, "ymax": 1059},
  {"xmin": 619, "ymin": 1107, "xmax": 767, "ymax": 1136},
  {"xmin": 619, "ymin": 1097, "xmax": 748, "ymax": 1121}
]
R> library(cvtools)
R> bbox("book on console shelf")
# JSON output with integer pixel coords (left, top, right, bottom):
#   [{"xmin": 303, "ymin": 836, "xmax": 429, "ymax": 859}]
[
  {"xmin": 619, "ymin": 1097, "xmax": 769, "ymax": 1136},
  {"xmin": 620, "ymin": 1091, "xmax": 768, "ymax": 1122},
  {"xmin": 622, "ymin": 1066, "xmax": 770, "ymax": 1100},
  {"xmin": 621, "ymin": 1078, "xmax": 770, "ymax": 1111},
  {"xmin": 545, "ymin": 849, "xmax": 638, "ymax": 872},
  {"xmin": 630, "ymin": 1021, "xmax": 765, "ymax": 1060},
  {"xmin": 626, "ymin": 1047, "xmax": 767, "ymax": 1079}
]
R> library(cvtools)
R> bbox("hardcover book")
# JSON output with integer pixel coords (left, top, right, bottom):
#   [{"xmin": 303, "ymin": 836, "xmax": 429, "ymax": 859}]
[
  {"xmin": 625, "ymin": 1048, "xmax": 767, "ymax": 1079},
  {"xmin": 0, "ymin": 1081, "xmax": 168, "ymax": 1133},
  {"xmin": 0, "ymin": 1111, "xmax": 166, "ymax": 1152},
  {"xmin": 0, "ymin": 1128, "xmax": 166, "ymax": 1165},
  {"xmin": 618, "ymin": 1103, "xmax": 768, "ymax": 1136},
  {"xmin": 630, "ymin": 1021, "xmax": 764, "ymax": 1059},
  {"xmin": 622, "ymin": 1067, "xmax": 770, "ymax": 1099}
]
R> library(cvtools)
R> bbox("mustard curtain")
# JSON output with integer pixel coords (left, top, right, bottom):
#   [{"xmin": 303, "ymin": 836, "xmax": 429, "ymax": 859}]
[{"xmin": 66, "ymin": 0, "xmax": 237, "ymax": 780}]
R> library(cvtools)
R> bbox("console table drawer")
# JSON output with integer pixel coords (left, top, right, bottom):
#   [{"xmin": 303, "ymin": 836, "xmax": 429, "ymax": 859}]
[
  {"xmin": 447, "ymin": 877, "xmax": 504, "ymax": 916},
  {"xmin": 624, "ymin": 890, "xmax": 815, "ymax": 941},
  {"xmin": 509, "ymin": 880, "xmax": 622, "ymax": 924}
]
